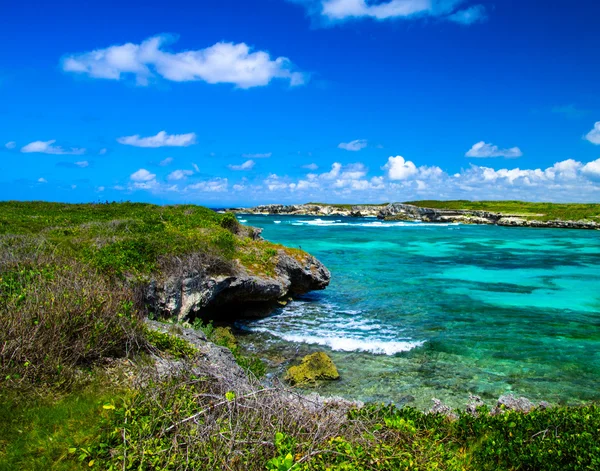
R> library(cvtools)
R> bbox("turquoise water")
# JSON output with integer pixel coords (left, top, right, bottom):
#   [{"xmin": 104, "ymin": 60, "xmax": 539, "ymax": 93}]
[{"xmin": 235, "ymin": 215, "xmax": 600, "ymax": 409}]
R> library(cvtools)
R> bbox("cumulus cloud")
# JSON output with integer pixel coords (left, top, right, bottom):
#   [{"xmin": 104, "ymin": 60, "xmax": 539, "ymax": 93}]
[
  {"xmin": 289, "ymin": 0, "xmax": 487, "ymax": 24},
  {"xmin": 62, "ymin": 35, "xmax": 306, "ymax": 88},
  {"xmin": 159, "ymin": 157, "xmax": 174, "ymax": 166},
  {"xmin": 228, "ymin": 160, "xmax": 255, "ymax": 171},
  {"xmin": 338, "ymin": 139, "xmax": 367, "ymax": 151},
  {"xmin": 21, "ymin": 140, "xmax": 86, "ymax": 155},
  {"xmin": 5, "ymin": 141, "xmax": 16, "ymax": 149},
  {"xmin": 37, "ymin": 177, "xmax": 47, "ymax": 183},
  {"xmin": 582, "ymin": 158, "xmax": 600, "ymax": 180},
  {"xmin": 168, "ymin": 169, "xmax": 194, "ymax": 181},
  {"xmin": 465, "ymin": 141, "xmax": 523, "ymax": 158},
  {"xmin": 585, "ymin": 122, "xmax": 600, "ymax": 145},
  {"xmin": 186, "ymin": 178, "xmax": 228, "ymax": 192},
  {"xmin": 383, "ymin": 155, "xmax": 418, "ymax": 180},
  {"xmin": 118, "ymin": 130, "xmax": 196, "ymax": 148},
  {"xmin": 242, "ymin": 152, "xmax": 272, "ymax": 158},
  {"xmin": 130, "ymin": 168, "xmax": 156, "ymax": 182},
  {"xmin": 98, "ymin": 148, "xmax": 108, "ymax": 155}
]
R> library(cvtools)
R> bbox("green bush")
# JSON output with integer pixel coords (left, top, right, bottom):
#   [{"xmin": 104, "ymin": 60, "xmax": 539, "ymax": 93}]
[
  {"xmin": 144, "ymin": 329, "xmax": 198, "ymax": 359},
  {"xmin": 220, "ymin": 212, "xmax": 240, "ymax": 233}
]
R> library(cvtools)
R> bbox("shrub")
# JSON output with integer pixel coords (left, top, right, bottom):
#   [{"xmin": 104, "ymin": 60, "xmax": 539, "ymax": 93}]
[
  {"xmin": 0, "ymin": 258, "xmax": 144, "ymax": 390},
  {"xmin": 219, "ymin": 212, "xmax": 240, "ymax": 234}
]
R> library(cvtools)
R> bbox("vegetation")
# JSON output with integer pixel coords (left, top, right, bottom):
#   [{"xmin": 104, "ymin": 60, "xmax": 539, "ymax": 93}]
[
  {"xmin": 404, "ymin": 200, "xmax": 600, "ymax": 222},
  {"xmin": 1, "ymin": 201, "xmax": 599, "ymax": 470},
  {"xmin": 285, "ymin": 351, "xmax": 340, "ymax": 385}
]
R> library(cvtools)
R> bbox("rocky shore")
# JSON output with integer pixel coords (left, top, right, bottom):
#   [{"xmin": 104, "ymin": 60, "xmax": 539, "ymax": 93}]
[
  {"xmin": 145, "ymin": 247, "xmax": 331, "ymax": 321},
  {"xmin": 229, "ymin": 202, "xmax": 600, "ymax": 230},
  {"xmin": 227, "ymin": 203, "xmax": 385, "ymax": 218}
]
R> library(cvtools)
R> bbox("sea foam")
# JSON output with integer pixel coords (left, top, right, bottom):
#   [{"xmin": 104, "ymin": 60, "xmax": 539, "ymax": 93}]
[{"xmin": 252, "ymin": 328, "xmax": 424, "ymax": 355}]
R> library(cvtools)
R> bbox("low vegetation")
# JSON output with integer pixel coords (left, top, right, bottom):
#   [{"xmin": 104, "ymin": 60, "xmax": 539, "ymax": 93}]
[
  {"xmin": 1, "ymin": 201, "xmax": 598, "ymax": 470},
  {"xmin": 405, "ymin": 200, "xmax": 600, "ymax": 222}
]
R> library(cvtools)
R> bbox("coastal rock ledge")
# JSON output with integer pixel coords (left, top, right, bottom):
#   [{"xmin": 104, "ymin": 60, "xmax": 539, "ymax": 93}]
[{"xmin": 145, "ymin": 249, "xmax": 330, "ymax": 321}]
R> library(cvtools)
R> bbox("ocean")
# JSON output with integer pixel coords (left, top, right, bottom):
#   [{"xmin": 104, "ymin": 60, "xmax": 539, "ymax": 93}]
[{"xmin": 235, "ymin": 215, "xmax": 600, "ymax": 409}]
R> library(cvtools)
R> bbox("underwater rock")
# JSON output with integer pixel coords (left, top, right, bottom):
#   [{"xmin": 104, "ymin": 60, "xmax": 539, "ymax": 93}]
[
  {"xmin": 491, "ymin": 394, "xmax": 536, "ymax": 415},
  {"xmin": 429, "ymin": 398, "xmax": 459, "ymax": 420},
  {"xmin": 285, "ymin": 352, "xmax": 340, "ymax": 385}
]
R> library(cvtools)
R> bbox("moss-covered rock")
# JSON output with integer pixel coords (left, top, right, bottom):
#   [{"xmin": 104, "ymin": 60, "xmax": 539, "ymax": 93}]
[{"xmin": 285, "ymin": 352, "xmax": 340, "ymax": 385}]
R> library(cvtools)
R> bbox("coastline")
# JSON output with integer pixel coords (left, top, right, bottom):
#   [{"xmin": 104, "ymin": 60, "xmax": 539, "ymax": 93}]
[{"xmin": 227, "ymin": 202, "xmax": 600, "ymax": 230}]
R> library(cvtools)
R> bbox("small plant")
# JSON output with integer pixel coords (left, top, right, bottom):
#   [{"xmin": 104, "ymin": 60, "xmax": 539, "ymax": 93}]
[{"xmin": 144, "ymin": 328, "xmax": 198, "ymax": 359}]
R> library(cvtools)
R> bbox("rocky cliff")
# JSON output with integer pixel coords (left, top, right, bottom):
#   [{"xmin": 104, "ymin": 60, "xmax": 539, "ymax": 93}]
[
  {"xmin": 378, "ymin": 203, "xmax": 600, "ymax": 230},
  {"xmin": 145, "ymin": 248, "xmax": 330, "ymax": 321}
]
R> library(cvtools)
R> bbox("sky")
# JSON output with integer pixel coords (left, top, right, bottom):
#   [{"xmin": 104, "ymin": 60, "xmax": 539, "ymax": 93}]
[{"xmin": 1, "ymin": 0, "xmax": 600, "ymax": 205}]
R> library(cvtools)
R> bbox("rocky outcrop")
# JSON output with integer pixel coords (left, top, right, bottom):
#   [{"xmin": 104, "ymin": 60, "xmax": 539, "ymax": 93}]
[
  {"xmin": 285, "ymin": 352, "xmax": 340, "ymax": 385},
  {"xmin": 145, "ymin": 249, "xmax": 331, "ymax": 321},
  {"xmin": 146, "ymin": 319, "xmax": 251, "ymax": 389},
  {"xmin": 378, "ymin": 203, "xmax": 600, "ymax": 230},
  {"xmin": 227, "ymin": 204, "xmax": 385, "ymax": 218}
]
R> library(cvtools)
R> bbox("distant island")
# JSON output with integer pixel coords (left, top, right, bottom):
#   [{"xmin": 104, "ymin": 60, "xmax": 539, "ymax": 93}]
[{"xmin": 228, "ymin": 200, "xmax": 600, "ymax": 230}]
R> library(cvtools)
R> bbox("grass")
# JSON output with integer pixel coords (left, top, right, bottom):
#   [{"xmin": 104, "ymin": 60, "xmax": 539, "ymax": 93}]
[
  {"xmin": 1, "ymin": 200, "xmax": 599, "ymax": 470},
  {"xmin": 404, "ymin": 200, "xmax": 600, "ymax": 222}
]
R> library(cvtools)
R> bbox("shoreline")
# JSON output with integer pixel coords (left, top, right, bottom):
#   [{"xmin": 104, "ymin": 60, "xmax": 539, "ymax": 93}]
[{"xmin": 227, "ymin": 202, "xmax": 600, "ymax": 230}]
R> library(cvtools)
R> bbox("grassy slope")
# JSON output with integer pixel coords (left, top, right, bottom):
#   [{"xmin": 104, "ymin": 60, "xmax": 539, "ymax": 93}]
[
  {"xmin": 1, "ymin": 201, "xmax": 599, "ymax": 470},
  {"xmin": 404, "ymin": 200, "xmax": 600, "ymax": 221}
]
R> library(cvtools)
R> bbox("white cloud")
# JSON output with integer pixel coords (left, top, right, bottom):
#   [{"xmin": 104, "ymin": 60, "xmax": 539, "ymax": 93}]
[
  {"xmin": 291, "ymin": 0, "xmax": 487, "ymax": 24},
  {"xmin": 228, "ymin": 160, "xmax": 255, "ymax": 171},
  {"xmin": 37, "ymin": 177, "xmax": 47, "ymax": 183},
  {"xmin": 118, "ymin": 130, "xmax": 196, "ymax": 148},
  {"xmin": 21, "ymin": 140, "xmax": 86, "ymax": 155},
  {"xmin": 383, "ymin": 155, "xmax": 418, "ymax": 180},
  {"xmin": 447, "ymin": 4, "xmax": 487, "ymax": 24},
  {"xmin": 582, "ymin": 158, "xmax": 600, "ymax": 180},
  {"xmin": 585, "ymin": 122, "xmax": 600, "ymax": 145},
  {"xmin": 159, "ymin": 157, "xmax": 173, "ymax": 166},
  {"xmin": 338, "ymin": 139, "xmax": 367, "ymax": 151},
  {"xmin": 130, "ymin": 168, "xmax": 156, "ymax": 182},
  {"xmin": 302, "ymin": 163, "xmax": 319, "ymax": 170},
  {"xmin": 97, "ymin": 186, "xmax": 105, "ymax": 192},
  {"xmin": 465, "ymin": 141, "xmax": 523, "ymax": 158},
  {"xmin": 242, "ymin": 152, "xmax": 272, "ymax": 158},
  {"xmin": 192, "ymin": 163, "xmax": 200, "ymax": 172},
  {"xmin": 5, "ymin": 141, "xmax": 16, "ymax": 149},
  {"xmin": 62, "ymin": 34, "xmax": 306, "ymax": 89},
  {"xmin": 75, "ymin": 161, "xmax": 89, "ymax": 168},
  {"xmin": 98, "ymin": 148, "xmax": 108, "ymax": 155},
  {"xmin": 186, "ymin": 178, "xmax": 228, "ymax": 192},
  {"xmin": 168, "ymin": 169, "xmax": 193, "ymax": 181}
]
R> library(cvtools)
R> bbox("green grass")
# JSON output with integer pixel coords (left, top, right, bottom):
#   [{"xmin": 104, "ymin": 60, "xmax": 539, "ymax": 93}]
[
  {"xmin": 0, "ymin": 201, "xmax": 287, "ymax": 278},
  {"xmin": 404, "ymin": 200, "xmax": 600, "ymax": 221},
  {"xmin": 0, "ymin": 386, "xmax": 124, "ymax": 471}
]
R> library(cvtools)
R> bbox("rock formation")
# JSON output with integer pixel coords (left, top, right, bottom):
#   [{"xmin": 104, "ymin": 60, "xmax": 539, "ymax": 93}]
[
  {"xmin": 145, "ymin": 249, "xmax": 331, "ymax": 321},
  {"xmin": 378, "ymin": 203, "xmax": 600, "ymax": 230}
]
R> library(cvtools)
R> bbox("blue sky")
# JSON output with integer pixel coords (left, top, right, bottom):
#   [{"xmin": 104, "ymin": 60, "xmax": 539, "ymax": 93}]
[{"xmin": 1, "ymin": 0, "xmax": 600, "ymax": 205}]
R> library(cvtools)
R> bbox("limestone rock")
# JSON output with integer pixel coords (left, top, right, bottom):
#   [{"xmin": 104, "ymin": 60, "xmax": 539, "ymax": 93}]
[
  {"xmin": 491, "ymin": 394, "xmax": 535, "ymax": 415},
  {"xmin": 145, "ymin": 249, "xmax": 330, "ymax": 322},
  {"xmin": 285, "ymin": 352, "xmax": 340, "ymax": 385}
]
